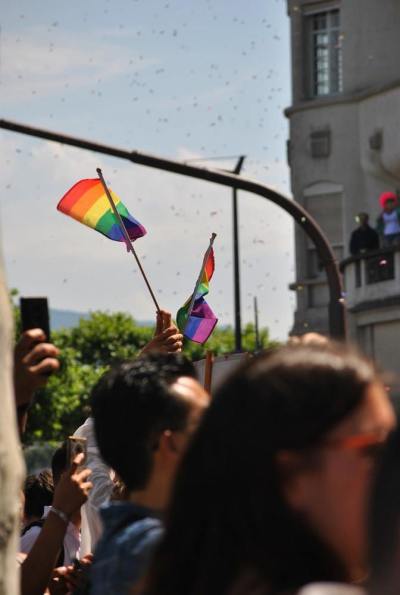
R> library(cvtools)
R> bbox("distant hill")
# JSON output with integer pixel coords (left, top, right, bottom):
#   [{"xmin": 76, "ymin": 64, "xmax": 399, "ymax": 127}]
[
  {"xmin": 50, "ymin": 309, "xmax": 89, "ymax": 330},
  {"xmin": 50, "ymin": 309, "xmax": 153, "ymax": 330}
]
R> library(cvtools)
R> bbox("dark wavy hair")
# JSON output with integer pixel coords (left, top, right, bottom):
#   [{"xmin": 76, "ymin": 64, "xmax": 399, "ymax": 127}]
[
  {"xmin": 369, "ymin": 426, "xmax": 400, "ymax": 595},
  {"xmin": 147, "ymin": 342, "xmax": 378, "ymax": 595},
  {"xmin": 24, "ymin": 470, "xmax": 54, "ymax": 519}
]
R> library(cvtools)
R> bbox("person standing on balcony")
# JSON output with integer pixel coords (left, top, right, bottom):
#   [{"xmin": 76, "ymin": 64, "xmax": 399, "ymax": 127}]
[
  {"xmin": 376, "ymin": 192, "xmax": 400, "ymax": 248},
  {"xmin": 349, "ymin": 213, "xmax": 379, "ymax": 256}
]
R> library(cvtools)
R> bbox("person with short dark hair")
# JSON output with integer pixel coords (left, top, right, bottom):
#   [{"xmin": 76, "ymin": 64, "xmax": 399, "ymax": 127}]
[
  {"xmin": 22, "ymin": 470, "xmax": 54, "ymax": 529},
  {"xmin": 89, "ymin": 352, "xmax": 210, "ymax": 595},
  {"xmin": 147, "ymin": 342, "xmax": 395, "ymax": 595},
  {"xmin": 349, "ymin": 212, "xmax": 379, "ymax": 255},
  {"xmin": 75, "ymin": 309, "xmax": 185, "ymax": 556}
]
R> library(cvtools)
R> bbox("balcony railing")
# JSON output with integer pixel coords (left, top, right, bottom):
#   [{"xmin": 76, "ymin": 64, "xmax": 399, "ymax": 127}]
[{"xmin": 340, "ymin": 247, "xmax": 400, "ymax": 310}]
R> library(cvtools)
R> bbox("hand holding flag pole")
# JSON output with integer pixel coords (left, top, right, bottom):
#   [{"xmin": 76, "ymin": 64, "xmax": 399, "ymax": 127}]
[{"xmin": 96, "ymin": 168, "xmax": 161, "ymax": 313}]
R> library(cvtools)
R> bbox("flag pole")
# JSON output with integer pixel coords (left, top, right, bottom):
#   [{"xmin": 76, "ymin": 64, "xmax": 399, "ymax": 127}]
[
  {"xmin": 183, "ymin": 233, "xmax": 217, "ymax": 333},
  {"xmin": 254, "ymin": 296, "xmax": 261, "ymax": 351},
  {"xmin": 204, "ymin": 350, "xmax": 214, "ymax": 393},
  {"xmin": 96, "ymin": 168, "xmax": 161, "ymax": 313}
]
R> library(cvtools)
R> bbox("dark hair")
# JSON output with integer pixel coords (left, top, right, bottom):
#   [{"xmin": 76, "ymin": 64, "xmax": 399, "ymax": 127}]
[
  {"xmin": 51, "ymin": 441, "xmax": 68, "ymax": 484},
  {"xmin": 369, "ymin": 426, "xmax": 400, "ymax": 595},
  {"xmin": 91, "ymin": 352, "xmax": 196, "ymax": 491},
  {"xmin": 24, "ymin": 470, "xmax": 54, "ymax": 519},
  {"xmin": 147, "ymin": 342, "xmax": 377, "ymax": 595}
]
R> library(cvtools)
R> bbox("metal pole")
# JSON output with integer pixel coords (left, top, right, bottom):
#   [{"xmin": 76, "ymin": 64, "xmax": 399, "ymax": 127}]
[
  {"xmin": 0, "ymin": 119, "xmax": 347, "ymax": 339},
  {"xmin": 254, "ymin": 296, "xmax": 261, "ymax": 351},
  {"xmin": 232, "ymin": 156, "xmax": 245, "ymax": 352}
]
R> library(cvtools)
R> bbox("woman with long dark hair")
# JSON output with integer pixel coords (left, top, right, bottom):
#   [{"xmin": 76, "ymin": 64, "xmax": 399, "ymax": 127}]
[
  {"xmin": 368, "ymin": 424, "xmax": 400, "ymax": 595},
  {"xmin": 146, "ymin": 342, "xmax": 395, "ymax": 595}
]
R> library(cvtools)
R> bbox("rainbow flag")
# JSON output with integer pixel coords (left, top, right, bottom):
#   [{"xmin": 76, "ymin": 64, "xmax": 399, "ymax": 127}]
[
  {"xmin": 57, "ymin": 179, "xmax": 146, "ymax": 243},
  {"xmin": 177, "ymin": 248, "xmax": 218, "ymax": 344}
]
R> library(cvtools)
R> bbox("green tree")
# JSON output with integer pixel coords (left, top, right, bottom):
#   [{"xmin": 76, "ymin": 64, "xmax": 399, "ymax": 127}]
[
  {"xmin": 11, "ymin": 290, "xmax": 275, "ymax": 443},
  {"xmin": 22, "ymin": 310, "xmax": 153, "ymax": 444}
]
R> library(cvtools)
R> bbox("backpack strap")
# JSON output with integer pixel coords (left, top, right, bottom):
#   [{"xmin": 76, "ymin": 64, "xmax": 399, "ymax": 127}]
[
  {"xmin": 21, "ymin": 518, "xmax": 45, "ymax": 537},
  {"xmin": 21, "ymin": 517, "xmax": 65, "ymax": 567}
]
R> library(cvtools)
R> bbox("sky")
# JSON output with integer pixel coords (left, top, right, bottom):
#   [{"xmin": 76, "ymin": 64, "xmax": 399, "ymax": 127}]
[{"xmin": 1, "ymin": 0, "xmax": 295, "ymax": 341}]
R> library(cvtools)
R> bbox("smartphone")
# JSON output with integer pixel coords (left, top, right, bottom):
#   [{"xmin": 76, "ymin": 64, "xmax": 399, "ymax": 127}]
[
  {"xmin": 67, "ymin": 436, "xmax": 87, "ymax": 467},
  {"xmin": 20, "ymin": 297, "xmax": 51, "ymax": 340}
]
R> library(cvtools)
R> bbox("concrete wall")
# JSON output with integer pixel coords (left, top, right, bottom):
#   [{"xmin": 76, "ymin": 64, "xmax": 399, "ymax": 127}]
[
  {"xmin": 342, "ymin": 0, "xmax": 400, "ymax": 94},
  {"xmin": 286, "ymin": 0, "xmax": 400, "ymax": 335}
]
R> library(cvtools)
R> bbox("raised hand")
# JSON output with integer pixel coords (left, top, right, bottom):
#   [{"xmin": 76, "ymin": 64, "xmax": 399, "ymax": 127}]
[
  {"xmin": 52, "ymin": 453, "xmax": 92, "ymax": 519},
  {"xmin": 140, "ymin": 310, "xmax": 183, "ymax": 355},
  {"xmin": 14, "ymin": 328, "xmax": 60, "ymax": 407}
]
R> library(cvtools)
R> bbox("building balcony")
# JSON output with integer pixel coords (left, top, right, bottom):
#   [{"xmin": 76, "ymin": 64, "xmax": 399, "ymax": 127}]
[{"xmin": 340, "ymin": 247, "xmax": 400, "ymax": 313}]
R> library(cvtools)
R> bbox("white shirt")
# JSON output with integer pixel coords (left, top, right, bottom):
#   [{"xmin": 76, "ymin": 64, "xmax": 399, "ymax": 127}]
[
  {"xmin": 20, "ymin": 506, "xmax": 81, "ymax": 565},
  {"xmin": 73, "ymin": 417, "xmax": 114, "ymax": 555},
  {"xmin": 383, "ymin": 210, "xmax": 400, "ymax": 236}
]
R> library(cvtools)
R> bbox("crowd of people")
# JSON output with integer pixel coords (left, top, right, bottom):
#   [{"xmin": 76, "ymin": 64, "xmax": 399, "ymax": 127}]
[
  {"xmin": 10, "ymin": 306, "xmax": 400, "ymax": 595},
  {"xmin": 349, "ymin": 191, "xmax": 400, "ymax": 256}
]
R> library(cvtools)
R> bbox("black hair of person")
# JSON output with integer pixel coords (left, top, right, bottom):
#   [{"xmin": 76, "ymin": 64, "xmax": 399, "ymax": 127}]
[
  {"xmin": 369, "ymin": 425, "xmax": 400, "ymax": 595},
  {"xmin": 24, "ymin": 470, "xmax": 54, "ymax": 520},
  {"xmin": 91, "ymin": 352, "xmax": 196, "ymax": 491},
  {"xmin": 147, "ymin": 342, "xmax": 378, "ymax": 595}
]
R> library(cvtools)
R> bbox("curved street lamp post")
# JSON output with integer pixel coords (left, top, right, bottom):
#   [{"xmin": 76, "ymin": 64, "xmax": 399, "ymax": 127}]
[{"xmin": 0, "ymin": 119, "xmax": 347, "ymax": 339}]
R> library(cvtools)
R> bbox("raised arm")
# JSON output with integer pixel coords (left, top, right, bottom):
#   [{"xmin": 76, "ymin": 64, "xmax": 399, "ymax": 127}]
[
  {"xmin": 14, "ymin": 329, "xmax": 59, "ymax": 434},
  {"xmin": 21, "ymin": 453, "xmax": 92, "ymax": 595}
]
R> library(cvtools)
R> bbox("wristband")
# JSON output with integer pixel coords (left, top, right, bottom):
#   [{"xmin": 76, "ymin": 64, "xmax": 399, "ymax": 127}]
[{"xmin": 49, "ymin": 506, "xmax": 69, "ymax": 524}]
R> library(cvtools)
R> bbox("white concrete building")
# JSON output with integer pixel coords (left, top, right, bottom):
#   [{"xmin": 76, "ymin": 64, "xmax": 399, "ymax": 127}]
[{"xmin": 286, "ymin": 0, "xmax": 400, "ymax": 373}]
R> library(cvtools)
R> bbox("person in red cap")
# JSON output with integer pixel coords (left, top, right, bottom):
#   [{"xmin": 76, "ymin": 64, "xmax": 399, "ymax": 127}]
[{"xmin": 376, "ymin": 192, "xmax": 400, "ymax": 247}]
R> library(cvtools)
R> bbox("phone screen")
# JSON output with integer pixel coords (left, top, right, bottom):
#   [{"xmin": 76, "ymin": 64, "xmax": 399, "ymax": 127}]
[{"xmin": 20, "ymin": 297, "xmax": 51, "ymax": 340}]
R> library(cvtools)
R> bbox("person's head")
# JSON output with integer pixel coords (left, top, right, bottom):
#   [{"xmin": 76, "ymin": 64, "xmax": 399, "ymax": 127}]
[
  {"xmin": 147, "ymin": 342, "xmax": 395, "ymax": 595},
  {"xmin": 368, "ymin": 426, "xmax": 400, "ymax": 595},
  {"xmin": 51, "ymin": 441, "xmax": 68, "ymax": 486},
  {"xmin": 380, "ymin": 192, "xmax": 398, "ymax": 213},
  {"xmin": 357, "ymin": 212, "xmax": 369, "ymax": 227},
  {"xmin": 23, "ymin": 470, "xmax": 54, "ymax": 524},
  {"xmin": 91, "ymin": 352, "xmax": 209, "ymax": 508}
]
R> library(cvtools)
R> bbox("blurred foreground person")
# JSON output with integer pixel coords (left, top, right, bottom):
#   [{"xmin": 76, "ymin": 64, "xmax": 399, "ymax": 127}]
[
  {"xmin": 74, "ymin": 309, "xmax": 184, "ymax": 556},
  {"xmin": 368, "ymin": 425, "xmax": 400, "ymax": 595},
  {"xmin": 89, "ymin": 352, "xmax": 209, "ymax": 595},
  {"xmin": 147, "ymin": 342, "xmax": 395, "ymax": 595},
  {"xmin": 0, "ymin": 257, "xmax": 25, "ymax": 595}
]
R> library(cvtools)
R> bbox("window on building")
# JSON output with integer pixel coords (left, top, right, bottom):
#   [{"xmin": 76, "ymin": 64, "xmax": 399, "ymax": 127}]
[
  {"xmin": 310, "ymin": 129, "xmax": 331, "ymax": 158},
  {"xmin": 306, "ymin": 9, "xmax": 342, "ymax": 97}
]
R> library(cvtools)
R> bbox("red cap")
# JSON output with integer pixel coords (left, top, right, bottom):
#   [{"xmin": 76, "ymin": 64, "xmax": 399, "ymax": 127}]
[{"xmin": 379, "ymin": 191, "xmax": 398, "ymax": 208}]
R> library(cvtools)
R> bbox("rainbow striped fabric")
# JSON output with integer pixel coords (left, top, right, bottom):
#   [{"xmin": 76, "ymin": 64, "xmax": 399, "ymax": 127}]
[
  {"xmin": 57, "ymin": 179, "xmax": 146, "ymax": 242},
  {"xmin": 177, "ymin": 249, "xmax": 218, "ymax": 344}
]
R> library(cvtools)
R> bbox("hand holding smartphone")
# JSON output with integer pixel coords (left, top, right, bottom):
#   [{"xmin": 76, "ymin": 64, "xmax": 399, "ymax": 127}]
[{"xmin": 67, "ymin": 436, "xmax": 88, "ymax": 468}]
